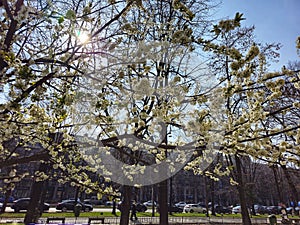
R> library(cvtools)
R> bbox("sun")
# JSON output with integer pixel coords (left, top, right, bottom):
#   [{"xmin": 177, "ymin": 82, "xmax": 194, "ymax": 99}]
[{"xmin": 77, "ymin": 31, "xmax": 90, "ymax": 44}]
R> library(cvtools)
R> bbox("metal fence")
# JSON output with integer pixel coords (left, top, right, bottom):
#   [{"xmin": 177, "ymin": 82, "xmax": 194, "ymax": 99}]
[{"xmin": 0, "ymin": 216, "xmax": 271, "ymax": 224}]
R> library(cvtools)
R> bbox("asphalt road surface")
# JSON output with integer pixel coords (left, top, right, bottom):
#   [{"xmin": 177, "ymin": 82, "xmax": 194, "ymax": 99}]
[{"xmin": 2, "ymin": 206, "xmax": 119, "ymax": 213}]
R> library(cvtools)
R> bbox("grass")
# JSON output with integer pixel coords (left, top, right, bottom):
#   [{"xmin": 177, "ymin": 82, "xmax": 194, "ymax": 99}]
[
  {"xmin": 1, "ymin": 211, "xmax": 299, "ymax": 219},
  {"xmin": 0, "ymin": 211, "xmax": 224, "ymax": 219}
]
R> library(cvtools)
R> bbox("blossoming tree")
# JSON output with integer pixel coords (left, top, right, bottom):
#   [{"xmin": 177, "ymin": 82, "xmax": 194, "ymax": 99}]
[
  {"xmin": 1, "ymin": 0, "xmax": 299, "ymax": 225},
  {"xmin": 70, "ymin": 0, "xmax": 221, "ymax": 224},
  {"xmin": 187, "ymin": 14, "xmax": 300, "ymax": 224},
  {"xmin": 0, "ymin": 0, "xmax": 135, "ymax": 223}
]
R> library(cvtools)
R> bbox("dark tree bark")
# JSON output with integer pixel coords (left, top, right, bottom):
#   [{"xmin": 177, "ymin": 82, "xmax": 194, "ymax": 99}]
[
  {"xmin": 282, "ymin": 165, "xmax": 299, "ymax": 205},
  {"xmin": 235, "ymin": 155, "xmax": 252, "ymax": 225},
  {"xmin": 120, "ymin": 185, "xmax": 131, "ymax": 225},
  {"xmin": 0, "ymin": 189, "xmax": 12, "ymax": 214},
  {"xmin": 272, "ymin": 165, "xmax": 284, "ymax": 203},
  {"xmin": 0, "ymin": 0, "xmax": 24, "ymax": 72},
  {"xmin": 204, "ymin": 176, "xmax": 210, "ymax": 217},
  {"xmin": 210, "ymin": 179, "xmax": 216, "ymax": 216},
  {"xmin": 169, "ymin": 177, "xmax": 173, "ymax": 215},
  {"xmin": 24, "ymin": 163, "xmax": 48, "ymax": 225},
  {"xmin": 151, "ymin": 185, "xmax": 156, "ymax": 217},
  {"xmin": 112, "ymin": 198, "xmax": 117, "ymax": 215},
  {"xmin": 158, "ymin": 179, "xmax": 168, "ymax": 225},
  {"xmin": 74, "ymin": 187, "xmax": 80, "ymax": 203}
]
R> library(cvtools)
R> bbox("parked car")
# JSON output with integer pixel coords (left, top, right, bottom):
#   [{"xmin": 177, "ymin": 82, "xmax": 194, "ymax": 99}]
[
  {"xmin": 157, "ymin": 204, "xmax": 183, "ymax": 213},
  {"xmin": 286, "ymin": 207, "xmax": 293, "ymax": 214},
  {"xmin": 83, "ymin": 196, "xmax": 103, "ymax": 206},
  {"xmin": 174, "ymin": 202, "xmax": 187, "ymax": 209},
  {"xmin": 287, "ymin": 206, "xmax": 300, "ymax": 215},
  {"xmin": 117, "ymin": 202, "xmax": 147, "ymax": 212},
  {"xmin": 134, "ymin": 203, "xmax": 147, "ymax": 212},
  {"xmin": 56, "ymin": 200, "xmax": 93, "ymax": 212},
  {"xmin": 266, "ymin": 206, "xmax": 282, "ymax": 215},
  {"xmin": 232, "ymin": 205, "xmax": 241, "ymax": 214},
  {"xmin": 0, "ymin": 196, "xmax": 14, "ymax": 203},
  {"xmin": 294, "ymin": 206, "xmax": 299, "ymax": 214},
  {"xmin": 143, "ymin": 200, "xmax": 157, "ymax": 207},
  {"xmin": 11, "ymin": 198, "xmax": 50, "ymax": 213},
  {"xmin": 184, "ymin": 204, "xmax": 206, "ymax": 213},
  {"xmin": 214, "ymin": 205, "xmax": 231, "ymax": 214},
  {"xmin": 105, "ymin": 201, "xmax": 113, "ymax": 206},
  {"xmin": 253, "ymin": 205, "xmax": 268, "ymax": 214}
]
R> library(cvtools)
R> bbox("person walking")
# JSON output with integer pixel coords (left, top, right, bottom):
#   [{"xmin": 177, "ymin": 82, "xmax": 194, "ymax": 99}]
[{"xmin": 130, "ymin": 201, "xmax": 138, "ymax": 221}]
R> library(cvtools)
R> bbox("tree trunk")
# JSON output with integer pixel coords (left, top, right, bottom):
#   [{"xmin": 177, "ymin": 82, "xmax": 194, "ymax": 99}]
[
  {"xmin": 120, "ymin": 185, "xmax": 131, "ymax": 225},
  {"xmin": 272, "ymin": 165, "xmax": 284, "ymax": 203},
  {"xmin": 210, "ymin": 179, "xmax": 216, "ymax": 216},
  {"xmin": 0, "ymin": 189, "xmax": 12, "ymax": 214},
  {"xmin": 204, "ymin": 176, "xmax": 209, "ymax": 217},
  {"xmin": 235, "ymin": 155, "xmax": 252, "ymax": 225},
  {"xmin": 158, "ymin": 179, "xmax": 168, "ymax": 225},
  {"xmin": 151, "ymin": 185, "xmax": 155, "ymax": 217},
  {"xmin": 282, "ymin": 165, "xmax": 299, "ymax": 204},
  {"xmin": 24, "ymin": 163, "xmax": 48, "ymax": 225},
  {"xmin": 74, "ymin": 187, "xmax": 80, "ymax": 203},
  {"xmin": 251, "ymin": 204, "xmax": 256, "ymax": 216},
  {"xmin": 112, "ymin": 198, "xmax": 117, "ymax": 215},
  {"xmin": 169, "ymin": 177, "xmax": 173, "ymax": 215}
]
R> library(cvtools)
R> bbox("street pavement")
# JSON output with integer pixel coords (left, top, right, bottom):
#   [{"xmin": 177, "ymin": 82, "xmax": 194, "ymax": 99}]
[{"xmin": 2, "ymin": 206, "xmax": 114, "ymax": 213}]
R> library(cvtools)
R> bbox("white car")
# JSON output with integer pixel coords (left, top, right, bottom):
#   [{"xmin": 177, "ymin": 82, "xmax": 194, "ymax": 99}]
[
  {"xmin": 232, "ymin": 205, "xmax": 241, "ymax": 214},
  {"xmin": 183, "ymin": 204, "xmax": 206, "ymax": 213},
  {"xmin": 143, "ymin": 200, "xmax": 157, "ymax": 207},
  {"xmin": 175, "ymin": 202, "xmax": 187, "ymax": 208}
]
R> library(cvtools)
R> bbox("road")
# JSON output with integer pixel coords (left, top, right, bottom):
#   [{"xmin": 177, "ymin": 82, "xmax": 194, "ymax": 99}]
[{"xmin": 2, "ymin": 206, "xmax": 119, "ymax": 213}]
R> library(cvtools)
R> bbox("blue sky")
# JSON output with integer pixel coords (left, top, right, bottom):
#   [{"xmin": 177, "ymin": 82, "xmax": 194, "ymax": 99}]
[{"xmin": 216, "ymin": 0, "xmax": 300, "ymax": 70}]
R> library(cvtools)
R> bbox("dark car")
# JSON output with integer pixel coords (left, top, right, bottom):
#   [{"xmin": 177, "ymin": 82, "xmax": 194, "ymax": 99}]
[
  {"xmin": 117, "ymin": 202, "xmax": 147, "ymax": 212},
  {"xmin": 266, "ymin": 206, "xmax": 282, "ymax": 215},
  {"xmin": 214, "ymin": 205, "xmax": 231, "ymax": 214},
  {"xmin": 253, "ymin": 205, "xmax": 268, "ymax": 215},
  {"xmin": 83, "ymin": 198, "xmax": 103, "ymax": 206},
  {"xmin": 0, "ymin": 196, "xmax": 14, "ymax": 203},
  {"xmin": 11, "ymin": 198, "xmax": 50, "ymax": 213},
  {"xmin": 56, "ymin": 200, "xmax": 93, "ymax": 212},
  {"xmin": 157, "ymin": 204, "xmax": 183, "ymax": 213}
]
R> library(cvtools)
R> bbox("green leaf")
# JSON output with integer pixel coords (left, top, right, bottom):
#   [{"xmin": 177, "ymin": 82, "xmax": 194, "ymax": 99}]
[
  {"xmin": 58, "ymin": 16, "xmax": 64, "ymax": 24},
  {"xmin": 65, "ymin": 10, "xmax": 76, "ymax": 20}
]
